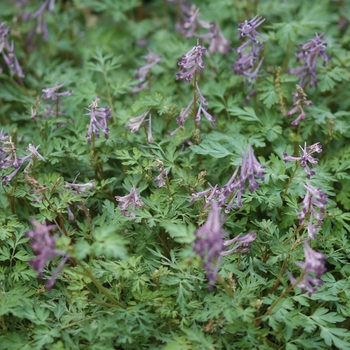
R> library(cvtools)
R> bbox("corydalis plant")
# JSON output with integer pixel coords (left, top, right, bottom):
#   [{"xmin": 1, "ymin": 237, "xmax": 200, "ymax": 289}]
[
  {"xmin": 0, "ymin": 22, "xmax": 25, "ymax": 81},
  {"xmin": 232, "ymin": 15, "xmax": 266, "ymax": 86},
  {"xmin": 115, "ymin": 185, "xmax": 145, "ymax": 219},
  {"xmin": 193, "ymin": 201, "xmax": 224, "ymax": 289},
  {"xmin": 175, "ymin": 43, "xmax": 215, "ymax": 127},
  {"xmin": 191, "ymin": 145, "xmax": 265, "ymax": 211},
  {"xmin": 84, "ymin": 95, "xmax": 111, "ymax": 145},
  {"xmin": 193, "ymin": 201, "xmax": 257, "ymax": 290},
  {"xmin": 286, "ymin": 85, "xmax": 313, "ymax": 126},
  {"xmin": 132, "ymin": 49, "xmax": 161, "ymax": 95},
  {"xmin": 297, "ymin": 183, "xmax": 328, "ymax": 240},
  {"xmin": 289, "ymin": 241, "xmax": 326, "ymax": 296},
  {"xmin": 125, "ymin": 109, "xmax": 153, "ymax": 143},
  {"xmin": 25, "ymin": 219, "xmax": 70, "ymax": 291},
  {"xmin": 289, "ymin": 33, "xmax": 331, "ymax": 88},
  {"xmin": 0, "ymin": 136, "xmax": 45, "ymax": 185},
  {"xmin": 284, "ymin": 142, "xmax": 322, "ymax": 179}
]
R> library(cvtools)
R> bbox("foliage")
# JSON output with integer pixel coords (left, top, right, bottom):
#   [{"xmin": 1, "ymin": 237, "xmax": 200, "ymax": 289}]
[{"xmin": 1, "ymin": 0, "xmax": 350, "ymax": 349}]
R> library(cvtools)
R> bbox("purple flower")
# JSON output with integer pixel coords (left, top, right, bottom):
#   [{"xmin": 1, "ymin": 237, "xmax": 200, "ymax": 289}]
[
  {"xmin": 208, "ymin": 22, "xmax": 231, "ymax": 55},
  {"xmin": 153, "ymin": 159, "xmax": 168, "ymax": 189},
  {"xmin": 297, "ymin": 182, "xmax": 327, "ymax": 240},
  {"xmin": 289, "ymin": 33, "xmax": 331, "ymax": 88},
  {"xmin": 115, "ymin": 186, "xmax": 145, "ymax": 219},
  {"xmin": 221, "ymin": 231, "xmax": 257, "ymax": 256},
  {"xmin": 286, "ymin": 85, "xmax": 313, "ymax": 126},
  {"xmin": 132, "ymin": 49, "xmax": 161, "ymax": 95},
  {"xmin": 25, "ymin": 219, "xmax": 70, "ymax": 291},
  {"xmin": 193, "ymin": 201, "xmax": 225, "ymax": 289},
  {"xmin": 1, "ymin": 138, "xmax": 45, "ymax": 185},
  {"xmin": 289, "ymin": 241, "xmax": 326, "ymax": 296},
  {"xmin": 176, "ymin": 3, "xmax": 214, "ymax": 39},
  {"xmin": 125, "ymin": 109, "xmax": 151, "ymax": 133},
  {"xmin": 190, "ymin": 145, "xmax": 264, "ymax": 212},
  {"xmin": 84, "ymin": 95, "xmax": 111, "ymax": 145},
  {"xmin": 65, "ymin": 179, "xmax": 95, "ymax": 194},
  {"xmin": 0, "ymin": 22, "xmax": 25, "ymax": 81},
  {"xmin": 176, "ymin": 44, "xmax": 206, "ymax": 83},
  {"xmin": 232, "ymin": 15, "xmax": 266, "ymax": 88},
  {"xmin": 42, "ymin": 82, "xmax": 73, "ymax": 101},
  {"xmin": 283, "ymin": 142, "xmax": 322, "ymax": 179}
]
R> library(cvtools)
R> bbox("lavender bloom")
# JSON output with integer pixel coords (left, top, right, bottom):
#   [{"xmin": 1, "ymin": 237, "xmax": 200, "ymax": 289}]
[
  {"xmin": 193, "ymin": 201, "xmax": 225, "ymax": 289},
  {"xmin": 176, "ymin": 44, "xmax": 206, "ymax": 83},
  {"xmin": 115, "ymin": 186, "xmax": 145, "ymax": 219},
  {"xmin": 176, "ymin": 98, "xmax": 194, "ymax": 126},
  {"xmin": 125, "ymin": 109, "xmax": 151, "ymax": 133},
  {"xmin": 176, "ymin": 4, "xmax": 214, "ymax": 39},
  {"xmin": 283, "ymin": 142, "xmax": 322, "ymax": 179},
  {"xmin": 153, "ymin": 159, "xmax": 168, "ymax": 189},
  {"xmin": 286, "ymin": 85, "xmax": 313, "ymax": 126},
  {"xmin": 1, "ymin": 138, "xmax": 45, "ymax": 185},
  {"xmin": 65, "ymin": 180, "xmax": 95, "ymax": 194},
  {"xmin": 147, "ymin": 114, "xmax": 154, "ymax": 143},
  {"xmin": 289, "ymin": 33, "xmax": 331, "ymax": 88},
  {"xmin": 42, "ymin": 82, "xmax": 73, "ymax": 101},
  {"xmin": 208, "ymin": 22, "xmax": 231, "ymax": 55},
  {"xmin": 221, "ymin": 231, "xmax": 257, "ymax": 256},
  {"xmin": 84, "ymin": 95, "xmax": 111, "ymax": 145},
  {"xmin": 132, "ymin": 49, "xmax": 161, "ymax": 95},
  {"xmin": 289, "ymin": 241, "xmax": 326, "ymax": 296},
  {"xmin": 232, "ymin": 15, "xmax": 266, "ymax": 87},
  {"xmin": 0, "ymin": 22, "xmax": 25, "ymax": 81},
  {"xmin": 190, "ymin": 145, "xmax": 264, "ymax": 212},
  {"xmin": 297, "ymin": 182, "xmax": 327, "ymax": 240},
  {"xmin": 25, "ymin": 219, "xmax": 70, "ymax": 291}
]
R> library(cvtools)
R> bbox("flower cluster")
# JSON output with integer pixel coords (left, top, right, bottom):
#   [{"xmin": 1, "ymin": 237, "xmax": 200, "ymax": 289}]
[
  {"xmin": 0, "ymin": 22, "xmax": 25, "ymax": 81},
  {"xmin": 283, "ymin": 142, "xmax": 322, "ymax": 178},
  {"xmin": 175, "ymin": 3, "xmax": 214, "ymax": 39},
  {"xmin": 193, "ymin": 201, "xmax": 257, "ymax": 289},
  {"xmin": 286, "ymin": 85, "xmax": 313, "ymax": 126},
  {"xmin": 0, "ymin": 135, "xmax": 45, "ymax": 185},
  {"xmin": 193, "ymin": 201, "xmax": 225, "ymax": 289},
  {"xmin": 16, "ymin": 0, "xmax": 56, "ymax": 46},
  {"xmin": 125, "ymin": 109, "xmax": 153, "ymax": 143},
  {"xmin": 35, "ymin": 82, "xmax": 73, "ymax": 119},
  {"xmin": 221, "ymin": 231, "xmax": 257, "ymax": 256},
  {"xmin": 153, "ymin": 158, "xmax": 168, "ymax": 189},
  {"xmin": 175, "ymin": 44, "xmax": 216, "ymax": 127},
  {"xmin": 115, "ymin": 186, "xmax": 145, "ymax": 219},
  {"xmin": 132, "ymin": 49, "xmax": 161, "ymax": 95},
  {"xmin": 232, "ymin": 15, "xmax": 266, "ymax": 85},
  {"xmin": 289, "ymin": 33, "xmax": 331, "ymax": 88},
  {"xmin": 288, "ymin": 241, "xmax": 327, "ymax": 296},
  {"xmin": 84, "ymin": 95, "xmax": 111, "ymax": 145},
  {"xmin": 173, "ymin": 2, "xmax": 230, "ymax": 55},
  {"xmin": 191, "ymin": 145, "xmax": 265, "ymax": 212},
  {"xmin": 297, "ymin": 183, "xmax": 328, "ymax": 240},
  {"xmin": 25, "ymin": 219, "xmax": 70, "ymax": 291}
]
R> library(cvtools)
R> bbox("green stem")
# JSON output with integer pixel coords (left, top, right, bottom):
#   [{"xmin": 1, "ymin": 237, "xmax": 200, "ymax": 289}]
[
  {"xmin": 76, "ymin": 261, "xmax": 126, "ymax": 309},
  {"xmin": 103, "ymin": 71, "xmax": 116, "ymax": 124},
  {"xmin": 217, "ymin": 274, "xmax": 233, "ymax": 298}
]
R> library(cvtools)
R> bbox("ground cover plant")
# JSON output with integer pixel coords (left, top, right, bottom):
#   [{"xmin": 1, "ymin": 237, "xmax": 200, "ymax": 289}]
[{"xmin": 1, "ymin": 0, "xmax": 350, "ymax": 349}]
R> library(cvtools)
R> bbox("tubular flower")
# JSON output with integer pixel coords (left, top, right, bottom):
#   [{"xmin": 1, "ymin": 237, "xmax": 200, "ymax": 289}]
[
  {"xmin": 115, "ymin": 186, "xmax": 145, "ymax": 219},
  {"xmin": 283, "ymin": 142, "xmax": 322, "ymax": 179},
  {"xmin": 1, "ymin": 137, "xmax": 45, "ymax": 185},
  {"xmin": 288, "ymin": 241, "xmax": 326, "ymax": 296},
  {"xmin": 42, "ymin": 82, "xmax": 73, "ymax": 101},
  {"xmin": 132, "ymin": 49, "xmax": 161, "ymax": 95},
  {"xmin": 84, "ymin": 95, "xmax": 111, "ymax": 145},
  {"xmin": 289, "ymin": 33, "xmax": 331, "ymax": 88},
  {"xmin": 176, "ymin": 44, "xmax": 206, "ymax": 83},
  {"xmin": 25, "ymin": 219, "xmax": 70, "ymax": 291},
  {"xmin": 191, "ymin": 145, "xmax": 264, "ymax": 212},
  {"xmin": 193, "ymin": 201, "xmax": 225, "ymax": 289},
  {"xmin": 297, "ymin": 182, "xmax": 327, "ymax": 240},
  {"xmin": 232, "ymin": 15, "xmax": 266, "ymax": 86},
  {"xmin": 286, "ymin": 85, "xmax": 313, "ymax": 126},
  {"xmin": 221, "ymin": 231, "xmax": 257, "ymax": 256}
]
